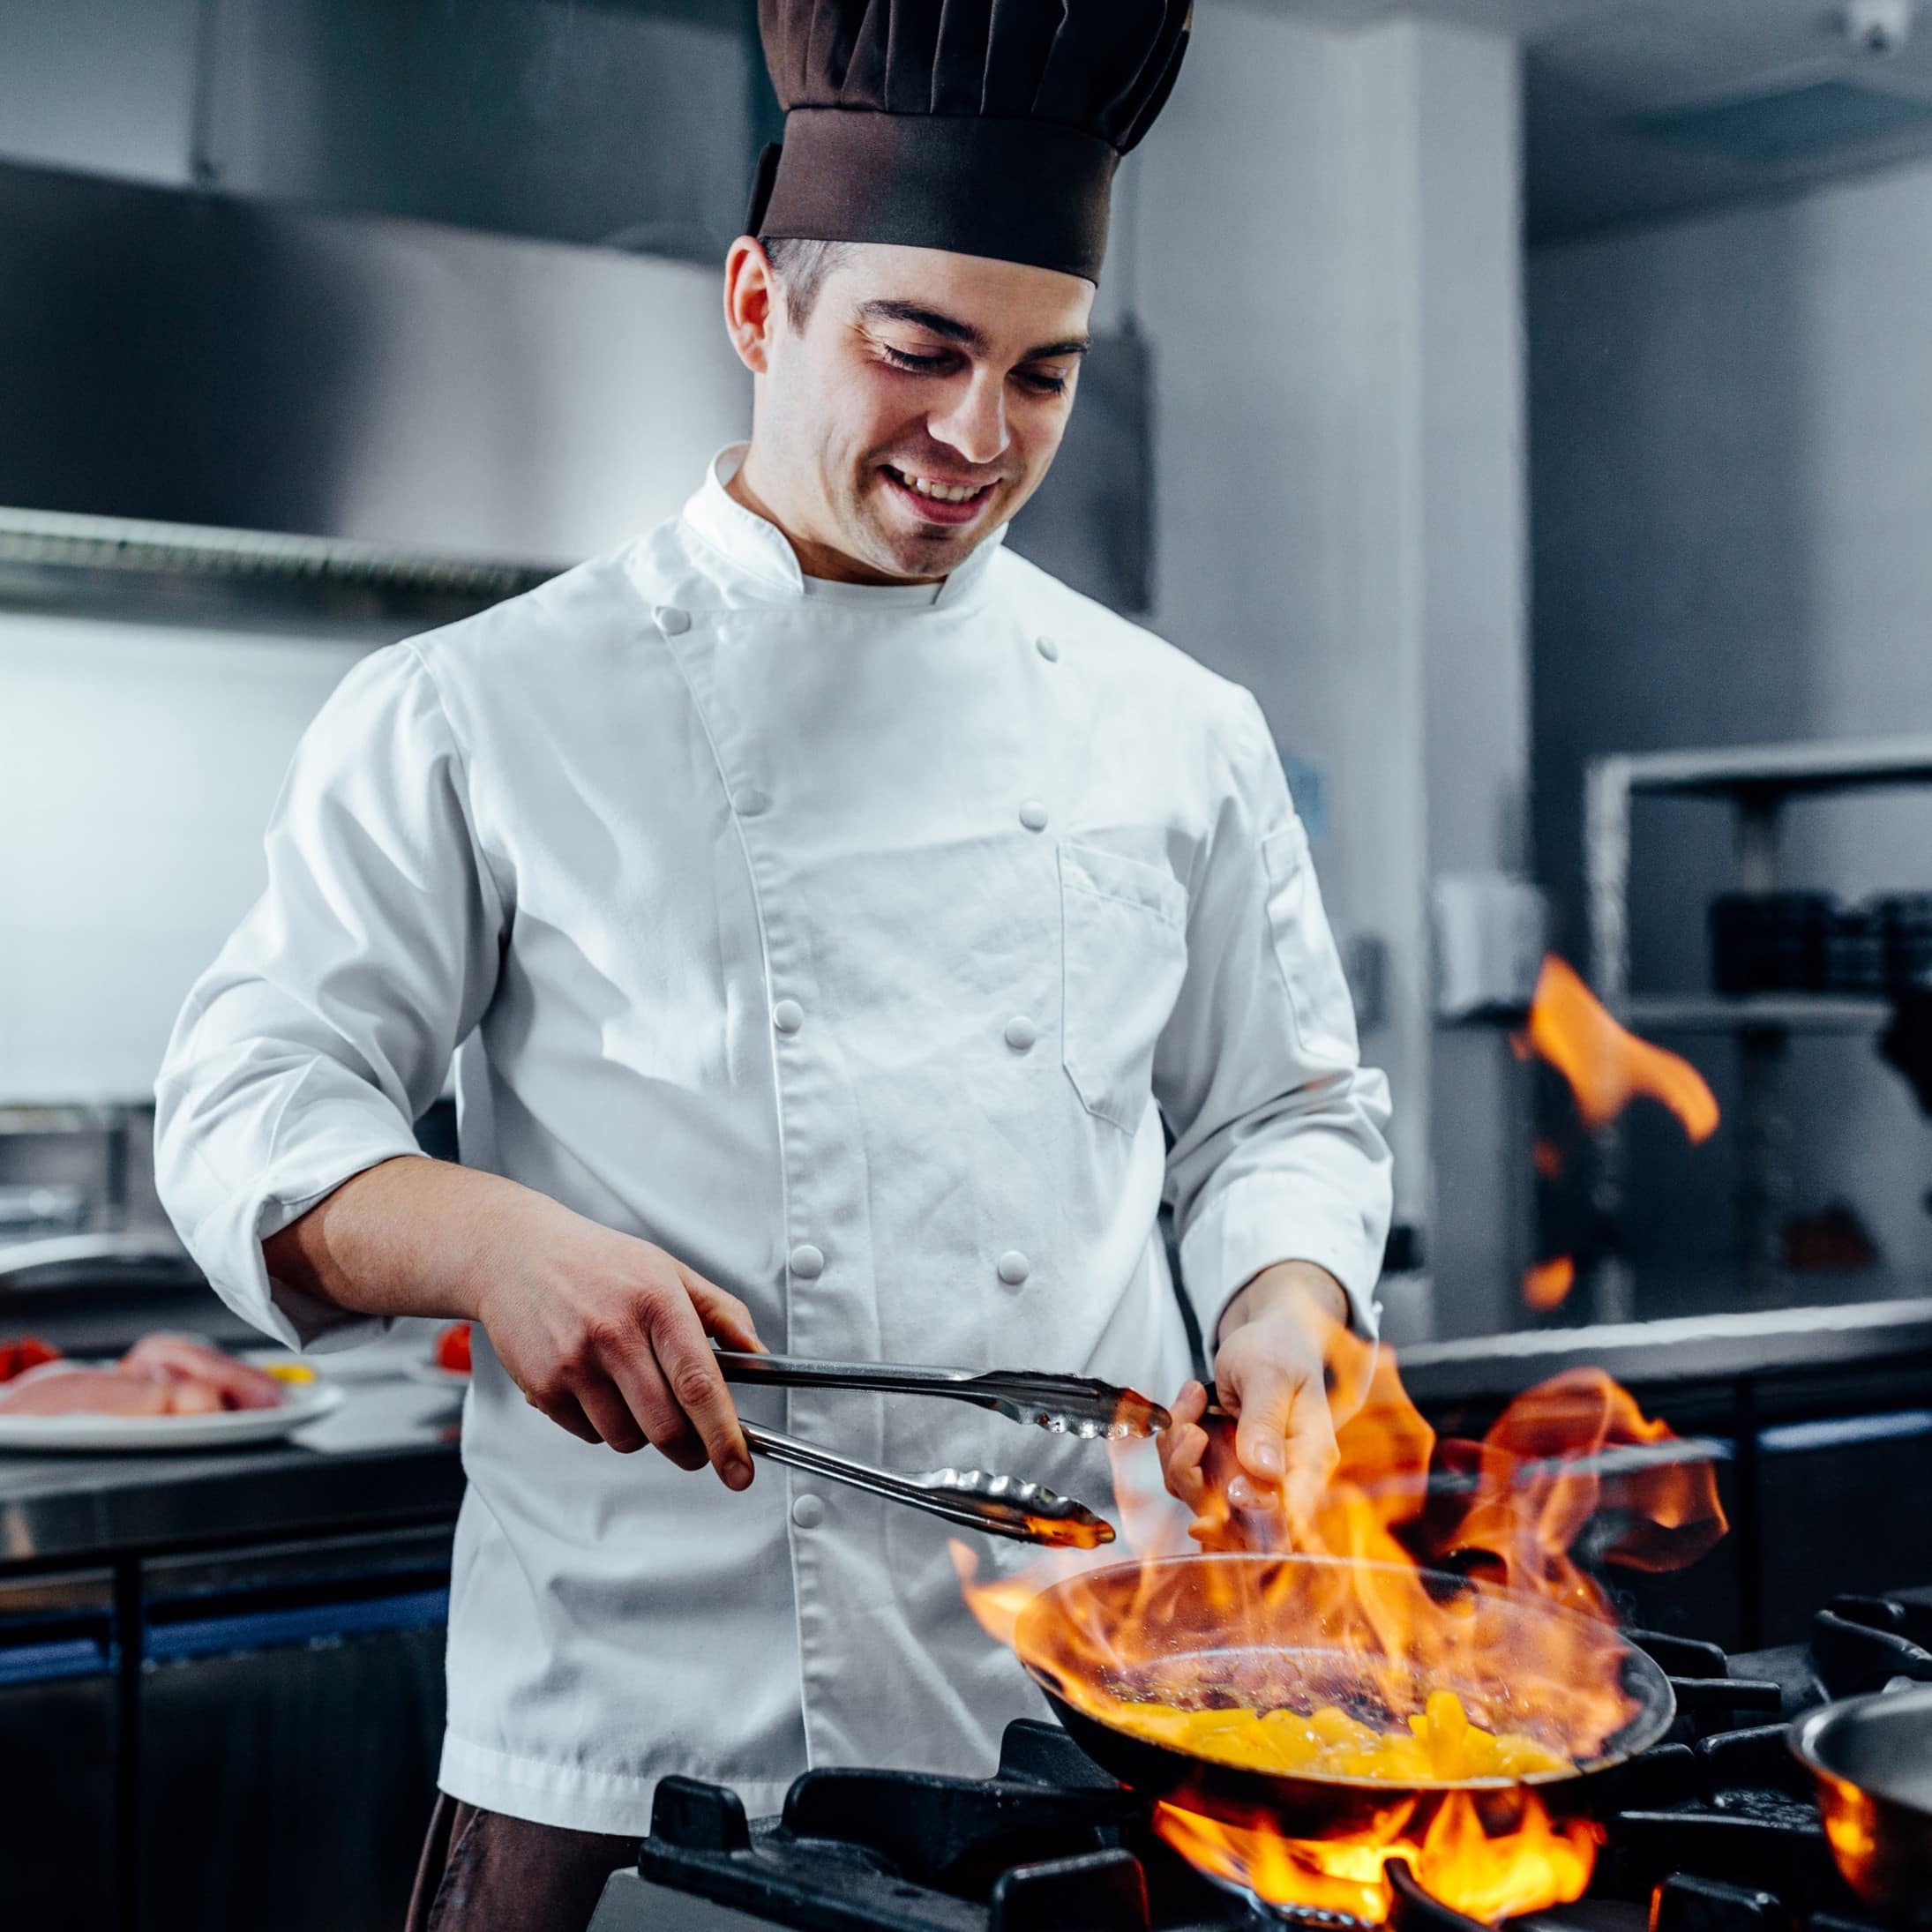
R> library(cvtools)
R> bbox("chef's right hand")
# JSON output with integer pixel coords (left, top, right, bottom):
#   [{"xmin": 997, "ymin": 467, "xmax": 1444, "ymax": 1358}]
[{"xmin": 471, "ymin": 1207, "xmax": 763, "ymax": 1490}]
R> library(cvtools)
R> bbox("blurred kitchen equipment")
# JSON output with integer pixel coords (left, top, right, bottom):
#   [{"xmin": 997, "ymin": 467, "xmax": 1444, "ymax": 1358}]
[
  {"xmin": 0, "ymin": 1184, "xmax": 88, "ymax": 1239},
  {"xmin": 1588, "ymin": 735, "xmax": 1932, "ymax": 1294},
  {"xmin": 1881, "ymin": 986, "xmax": 1932, "ymax": 1117},
  {"xmin": 1709, "ymin": 892, "xmax": 1836, "ymax": 994},
  {"xmin": 1337, "ymin": 929, "xmax": 1389, "ymax": 1036},
  {"xmin": 1711, "ymin": 890, "xmax": 1932, "ymax": 997},
  {"xmin": 1791, "ymin": 1681, "xmax": 1932, "ymax": 1923},
  {"xmin": 1833, "ymin": 902, "xmax": 1891, "ymax": 994},
  {"xmin": 1882, "ymin": 892, "xmax": 1932, "ymax": 992},
  {"xmin": 1431, "ymin": 872, "xmax": 1548, "ymax": 1022},
  {"xmin": 0, "ymin": 1232, "xmax": 198, "ymax": 1294}
]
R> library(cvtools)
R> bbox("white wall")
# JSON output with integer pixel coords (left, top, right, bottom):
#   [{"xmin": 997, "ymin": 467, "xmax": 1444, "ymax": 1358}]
[
  {"xmin": 1531, "ymin": 157, "xmax": 1932, "ymax": 1278},
  {"xmin": 0, "ymin": 616, "xmax": 369, "ymax": 1100},
  {"xmin": 1140, "ymin": 3, "xmax": 1530, "ymax": 1326}
]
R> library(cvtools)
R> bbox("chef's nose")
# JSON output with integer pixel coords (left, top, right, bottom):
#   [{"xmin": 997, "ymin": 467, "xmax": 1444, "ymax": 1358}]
[{"xmin": 929, "ymin": 371, "xmax": 1009, "ymax": 468}]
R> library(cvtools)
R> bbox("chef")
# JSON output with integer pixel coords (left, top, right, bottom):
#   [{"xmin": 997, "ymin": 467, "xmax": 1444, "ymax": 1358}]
[{"xmin": 154, "ymin": 2, "xmax": 1392, "ymax": 1926}]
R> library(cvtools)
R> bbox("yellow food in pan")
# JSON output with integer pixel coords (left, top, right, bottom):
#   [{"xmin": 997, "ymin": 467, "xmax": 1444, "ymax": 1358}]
[{"xmin": 1110, "ymin": 1689, "xmax": 1572, "ymax": 1782}]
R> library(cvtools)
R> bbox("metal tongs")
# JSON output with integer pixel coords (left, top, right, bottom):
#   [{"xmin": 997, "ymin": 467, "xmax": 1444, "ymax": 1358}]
[{"xmin": 715, "ymin": 1350, "xmax": 1172, "ymax": 1550}]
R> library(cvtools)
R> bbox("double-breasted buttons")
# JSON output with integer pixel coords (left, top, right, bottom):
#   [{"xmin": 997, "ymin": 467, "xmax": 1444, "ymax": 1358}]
[
  {"xmin": 1018, "ymin": 800, "xmax": 1049, "ymax": 833},
  {"xmin": 1004, "ymin": 1016, "xmax": 1038, "ymax": 1052},
  {"xmin": 1036, "ymin": 635, "xmax": 1060, "ymax": 663},
  {"xmin": 996, "ymin": 1250, "xmax": 1031, "ymax": 1287},
  {"xmin": 732, "ymin": 788, "xmax": 770, "ymax": 818},
  {"xmin": 789, "ymin": 1242, "xmax": 826, "ymax": 1279},
  {"xmin": 656, "ymin": 606, "xmax": 692, "ymax": 636},
  {"xmin": 773, "ymin": 1000, "xmax": 805, "ymax": 1036},
  {"xmin": 790, "ymin": 1493, "xmax": 827, "ymax": 1530}
]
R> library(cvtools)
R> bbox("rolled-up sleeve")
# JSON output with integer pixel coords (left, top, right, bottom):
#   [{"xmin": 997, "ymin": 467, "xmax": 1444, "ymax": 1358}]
[
  {"xmin": 1157, "ymin": 690, "xmax": 1394, "ymax": 1344},
  {"xmin": 154, "ymin": 642, "xmax": 505, "ymax": 1352}
]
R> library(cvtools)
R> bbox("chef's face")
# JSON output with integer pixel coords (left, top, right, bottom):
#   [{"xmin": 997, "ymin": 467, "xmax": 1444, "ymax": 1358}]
[{"xmin": 726, "ymin": 239, "xmax": 1095, "ymax": 584}]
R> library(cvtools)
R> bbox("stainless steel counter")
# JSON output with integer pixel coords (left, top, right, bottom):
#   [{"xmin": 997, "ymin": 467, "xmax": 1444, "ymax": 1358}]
[
  {"xmin": 0, "ymin": 1378, "xmax": 463, "ymax": 1571},
  {"xmin": 1397, "ymin": 1287, "xmax": 1932, "ymax": 1404}
]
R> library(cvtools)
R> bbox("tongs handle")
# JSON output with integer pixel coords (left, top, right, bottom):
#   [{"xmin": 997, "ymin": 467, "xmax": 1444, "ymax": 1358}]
[{"xmin": 718, "ymin": 1351, "xmax": 977, "ymax": 1399}]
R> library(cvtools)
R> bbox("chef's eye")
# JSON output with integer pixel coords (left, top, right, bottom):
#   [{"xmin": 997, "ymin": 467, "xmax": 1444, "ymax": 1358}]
[
  {"xmin": 879, "ymin": 344, "xmax": 954, "ymax": 375},
  {"xmin": 1015, "ymin": 368, "xmax": 1069, "ymax": 397}
]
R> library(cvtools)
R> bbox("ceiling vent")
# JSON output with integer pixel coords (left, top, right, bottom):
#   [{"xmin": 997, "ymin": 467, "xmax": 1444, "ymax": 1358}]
[{"xmin": 1636, "ymin": 79, "xmax": 1932, "ymax": 163}]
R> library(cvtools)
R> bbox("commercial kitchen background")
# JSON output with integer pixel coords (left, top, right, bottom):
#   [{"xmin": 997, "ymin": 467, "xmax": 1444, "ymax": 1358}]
[{"xmin": 3, "ymin": 3, "xmax": 1932, "ymax": 1928}]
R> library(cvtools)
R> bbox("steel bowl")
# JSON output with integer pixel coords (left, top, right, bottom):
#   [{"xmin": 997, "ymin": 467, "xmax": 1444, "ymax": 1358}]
[{"xmin": 1791, "ymin": 1683, "xmax": 1932, "ymax": 1925}]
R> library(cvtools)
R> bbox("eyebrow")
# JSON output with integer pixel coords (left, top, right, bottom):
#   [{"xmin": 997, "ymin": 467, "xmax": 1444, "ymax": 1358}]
[{"xmin": 856, "ymin": 299, "xmax": 1091, "ymax": 365}]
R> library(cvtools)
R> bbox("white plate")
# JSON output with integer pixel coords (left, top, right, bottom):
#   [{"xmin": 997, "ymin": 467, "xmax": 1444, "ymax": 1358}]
[
  {"xmin": 0, "ymin": 1372, "xmax": 344, "ymax": 1452},
  {"xmin": 402, "ymin": 1359, "xmax": 472, "ymax": 1393}
]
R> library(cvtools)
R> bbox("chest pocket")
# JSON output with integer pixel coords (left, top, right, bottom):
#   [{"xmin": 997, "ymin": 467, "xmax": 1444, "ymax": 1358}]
[
  {"xmin": 1059, "ymin": 843, "xmax": 1189, "ymax": 1132},
  {"xmin": 1260, "ymin": 816, "xmax": 1359, "ymax": 1065}
]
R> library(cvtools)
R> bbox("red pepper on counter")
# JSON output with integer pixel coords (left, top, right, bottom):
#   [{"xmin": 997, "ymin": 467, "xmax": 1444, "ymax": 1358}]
[
  {"xmin": 0, "ymin": 1337, "xmax": 61, "ymax": 1382},
  {"xmin": 434, "ymin": 1322, "xmax": 472, "ymax": 1375}
]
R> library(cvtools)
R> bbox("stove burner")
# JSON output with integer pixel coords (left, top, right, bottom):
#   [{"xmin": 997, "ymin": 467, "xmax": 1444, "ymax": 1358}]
[{"xmin": 585, "ymin": 1592, "xmax": 1932, "ymax": 1932}]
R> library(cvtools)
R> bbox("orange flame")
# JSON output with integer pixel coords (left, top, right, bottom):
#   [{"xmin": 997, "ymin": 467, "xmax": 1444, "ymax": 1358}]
[
  {"xmin": 955, "ymin": 1314, "xmax": 1727, "ymax": 1920},
  {"xmin": 1154, "ymin": 1791, "xmax": 1600, "ymax": 1923},
  {"xmin": 1522, "ymin": 956, "xmax": 1719, "ymax": 1142},
  {"xmin": 1522, "ymin": 1256, "xmax": 1576, "ymax": 1312}
]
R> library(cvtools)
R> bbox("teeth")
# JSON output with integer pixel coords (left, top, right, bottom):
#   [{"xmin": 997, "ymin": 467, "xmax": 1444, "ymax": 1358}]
[{"xmin": 894, "ymin": 468, "xmax": 985, "ymax": 505}]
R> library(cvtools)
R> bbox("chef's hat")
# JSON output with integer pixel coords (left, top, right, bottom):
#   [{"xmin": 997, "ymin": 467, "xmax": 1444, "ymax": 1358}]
[{"xmin": 749, "ymin": 0, "xmax": 1194, "ymax": 284}]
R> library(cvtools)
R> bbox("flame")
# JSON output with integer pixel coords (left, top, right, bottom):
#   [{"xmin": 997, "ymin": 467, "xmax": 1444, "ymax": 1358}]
[
  {"xmin": 955, "ymin": 1312, "xmax": 1727, "ymax": 1921},
  {"xmin": 1154, "ymin": 1791, "xmax": 1600, "ymax": 1923},
  {"xmin": 1440, "ymin": 1366, "xmax": 1726, "ymax": 1598},
  {"xmin": 949, "ymin": 1538, "xmax": 1078, "ymax": 1650},
  {"xmin": 1531, "ymin": 1138, "xmax": 1564, "ymax": 1180},
  {"xmin": 1522, "ymin": 956, "xmax": 1719, "ymax": 1142},
  {"xmin": 1522, "ymin": 1256, "xmax": 1576, "ymax": 1312}
]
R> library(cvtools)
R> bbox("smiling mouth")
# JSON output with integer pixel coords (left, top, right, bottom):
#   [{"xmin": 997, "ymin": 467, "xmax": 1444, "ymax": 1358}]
[{"xmin": 881, "ymin": 464, "xmax": 999, "ymax": 524}]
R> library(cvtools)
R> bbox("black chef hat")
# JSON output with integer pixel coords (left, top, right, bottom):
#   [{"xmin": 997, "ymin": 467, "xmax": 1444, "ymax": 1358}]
[{"xmin": 749, "ymin": 0, "xmax": 1194, "ymax": 284}]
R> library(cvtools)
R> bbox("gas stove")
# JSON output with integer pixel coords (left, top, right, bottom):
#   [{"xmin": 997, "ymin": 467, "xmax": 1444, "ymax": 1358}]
[{"xmin": 584, "ymin": 1589, "xmax": 1932, "ymax": 1931}]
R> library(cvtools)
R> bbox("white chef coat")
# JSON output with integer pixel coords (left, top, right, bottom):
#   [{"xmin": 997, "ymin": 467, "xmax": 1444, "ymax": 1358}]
[{"xmin": 153, "ymin": 446, "xmax": 1393, "ymax": 1833}]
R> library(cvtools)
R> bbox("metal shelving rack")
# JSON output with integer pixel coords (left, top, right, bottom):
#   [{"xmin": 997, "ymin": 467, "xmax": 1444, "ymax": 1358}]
[{"xmin": 1584, "ymin": 734, "xmax": 1932, "ymax": 1306}]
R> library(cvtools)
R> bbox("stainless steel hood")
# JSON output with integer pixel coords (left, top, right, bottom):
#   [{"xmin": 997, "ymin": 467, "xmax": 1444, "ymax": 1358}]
[
  {"xmin": 0, "ymin": 158, "xmax": 752, "ymax": 597},
  {"xmin": 0, "ymin": 159, "xmax": 1150, "ymax": 622}
]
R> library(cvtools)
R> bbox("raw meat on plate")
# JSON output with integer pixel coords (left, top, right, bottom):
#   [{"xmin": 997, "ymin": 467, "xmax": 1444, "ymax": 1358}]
[
  {"xmin": 0, "ymin": 1366, "xmax": 190, "ymax": 1416},
  {"xmin": 0, "ymin": 1334, "xmax": 285, "ymax": 1417},
  {"xmin": 121, "ymin": 1332, "xmax": 283, "ymax": 1410}
]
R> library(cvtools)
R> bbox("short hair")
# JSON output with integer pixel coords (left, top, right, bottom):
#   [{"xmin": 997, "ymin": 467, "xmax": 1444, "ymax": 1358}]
[{"xmin": 762, "ymin": 238, "xmax": 854, "ymax": 333}]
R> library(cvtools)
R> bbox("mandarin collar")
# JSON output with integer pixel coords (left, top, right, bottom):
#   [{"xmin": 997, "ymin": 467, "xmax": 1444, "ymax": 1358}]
[{"xmin": 678, "ymin": 444, "xmax": 1006, "ymax": 611}]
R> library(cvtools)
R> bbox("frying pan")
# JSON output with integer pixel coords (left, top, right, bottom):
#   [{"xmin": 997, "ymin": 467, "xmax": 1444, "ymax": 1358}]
[
  {"xmin": 1791, "ymin": 1683, "xmax": 1932, "ymax": 1926},
  {"xmin": 1013, "ymin": 1552, "xmax": 1676, "ymax": 1839}
]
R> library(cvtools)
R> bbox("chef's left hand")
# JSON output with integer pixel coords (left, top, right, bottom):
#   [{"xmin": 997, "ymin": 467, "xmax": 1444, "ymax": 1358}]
[{"xmin": 1157, "ymin": 1262, "xmax": 1349, "ymax": 1536}]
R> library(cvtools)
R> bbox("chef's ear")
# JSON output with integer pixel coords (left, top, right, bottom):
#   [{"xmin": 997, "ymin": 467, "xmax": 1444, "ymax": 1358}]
[{"xmin": 723, "ymin": 237, "xmax": 780, "ymax": 376}]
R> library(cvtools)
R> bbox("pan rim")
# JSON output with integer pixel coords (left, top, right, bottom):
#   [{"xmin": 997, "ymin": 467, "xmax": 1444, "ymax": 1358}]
[
  {"xmin": 1015, "ymin": 1549, "xmax": 1677, "ymax": 1797},
  {"xmin": 1791, "ymin": 1682, "xmax": 1932, "ymax": 1818}
]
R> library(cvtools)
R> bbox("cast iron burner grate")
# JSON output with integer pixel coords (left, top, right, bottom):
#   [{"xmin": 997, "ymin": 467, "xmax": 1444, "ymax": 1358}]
[{"xmin": 585, "ymin": 1589, "xmax": 1932, "ymax": 1932}]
